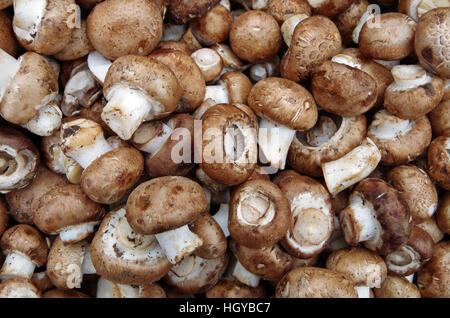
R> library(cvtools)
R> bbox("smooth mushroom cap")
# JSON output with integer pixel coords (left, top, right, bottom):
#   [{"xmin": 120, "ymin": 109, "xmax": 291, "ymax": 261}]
[
  {"xmin": 126, "ymin": 176, "xmax": 208, "ymax": 235},
  {"xmin": 228, "ymin": 179, "xmax": 291, "ymax": 249},
  {"xmin": 428, "ymin": 99, "xmax": 450, "ymax": 137},
  {"xmin": 43, "ymin": 289, "xmax": 90, "ymax": 298},
  {"xmin": 0, "ymin": 10, "xmax": 20, "ymax": 57},
  {"xmin": 166, "ymin": 0, "xmax": 220, "ymax": 24},
  {"xmin": 416, "ymin": 216, "xmax": 445, "ymax": 244},
  {"xmin": 5, "ymin": 165, "xmax": 68, "ymax": 225},
  {"xmin": 417, "ymin": 241, "xmax": 450, "ymax": 297},
  {"xmin": 248, "ymin": 77, "xmax": 318, "ymax": 131},
  {"xmin": 427, "ymin": 136, "xmax": 450, "ymax": 190},
  {"xmin": 359, "ymin": 12, "xmax": 417, "ymax": 61},
  {"xmin": 1, "ymin": 224, "xmax": 48, "ymax": 267},
  {"xmin": 53, "ymin": 20, "xmax": 93, "ymax": 61},
  {"xmin": 374, "ymin": 275, "xmax": 421, "ymax": 298},
  {"xmin": 0, "ymin": 277, "xmax": 41, "ymax": 298},
  {"xmin": 275, "ymin": 267, "xmax": 358, "ymax": 298},
  {"xmin": 436, "ymin": 192, "xmax": 450, "ymax": 234},
  {"xmin": 0, "ymin": 197, "xmax": 8, "ymax": 236},
  {"xmin": 415, "ymin": 7, "xmax": 450, "ymax": 79},
  {"xmin": 86, "ymin": 0, "xmax": 163, "ymax": 60},
  {"xmin": 205, "ymin": 278, "xmax": 267, "ymax": 298},
  {"xmin": 191, "ymin": 4, "xmax": 233, "ymax": 46},
  {"xmin": 326, "ymin": 247, "xmax": 387, "ymax": 288},
  {"xmin": 219, "ymin": 72, "xmax": 253, "ymax": 105},
  {"xmin": 267, "ymin": 0, "xmax": 311, "ymax": 24},
  {"xmin": 189, "ymin": 213, "xmax": 227, "ymax": 259},
  {"xmin": 33, "ymin": 184, "xmax": 105, "ymax": 238},
  {"xmin": 229, "ymin": 10, "xmax": 282, "ymax": 64}
]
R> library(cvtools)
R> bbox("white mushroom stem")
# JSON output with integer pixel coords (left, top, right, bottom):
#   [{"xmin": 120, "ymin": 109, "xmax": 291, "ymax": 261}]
[
  {"xmin": 390, "ymin": 64, "xmax": 432, "ymax": 90},
  {"xmin": 102, "ymin": 84, "xmax": 166, "ymax": 140},
  {"xmin": 87, "ymin": 51, "xmax": 112, "ymax": 85},
  {"xmin": 81, "ymin": 245, "xmax": 96, "ymax": 275},
  {"xmin": 281, "ymin": 14, "xmax": 309, "ymax": 47},
  {"xmin": 204, "ymin": 84, "xmax": 230, "ymax": 105},
  {"xmin": 355, "ymin": 286, "xmax": 372, "ymax": 298},
  {"xmin": 59, "ymin": 222, "xmax": 100, "ymax": 244},
  {"xmin": 249, "ymin": 56, "xmax": 280, "ymax": 82},
  {"xmin": 352, "ymin": 4, "xmax": 381, "ymax": 44},
  {"xmin": 12, "ymin": 0, "xmax": 46, "ymax": 42},
  {"xmin": 368, "ymin": 110, "xmax": 413, "ymax": 140},
  {"xmin": 155, "ymin": 225, "xmax": 203, "ymax": 264},
  {"xmin": 258, "ymin": 117, "xmax": 296, "ymax": 170},
  {"xmin": 96, "ymin": 277, "xmax": 140, "ymax": 298},
  {"xmin": 405, "ymin": 0, "xmax": 421, "ymax": 21},
  {"xmin": 212, "ymin": 204, "xmax": 230, "ymax": 237},
  {"xmin": 0, "ymin": 252, "xmax": 36, "ymax": 280},
  {"xmin": 25, "ymin": 103, "xmax": 62, "ymax": 137},
  {"xmin": 0, "ymin": 49, "xmax": 20, "ymax": 101},
  {"xmin": 132, "ymin": 120, "xmax": 173, "ymax": 155},
  {"xmin": 232, "ymin": 260, "xmax": 260, "ymax": 287},
  {"xmin": 162, "ymin": 23, "xmax": 187, "ymax": 41},
  {"xmin": 322, "ymin": 138, "xmax": 381, "ymax": 196}
]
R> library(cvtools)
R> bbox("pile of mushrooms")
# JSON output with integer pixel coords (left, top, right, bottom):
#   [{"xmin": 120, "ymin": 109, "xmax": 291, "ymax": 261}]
[{"xmin": 0, "ymin": 0, "xmax": 448, "ymax": 299}]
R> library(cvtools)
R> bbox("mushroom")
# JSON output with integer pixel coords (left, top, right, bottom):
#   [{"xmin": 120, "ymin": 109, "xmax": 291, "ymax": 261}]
[
  {"xmin": 210, "ymin": 43, "xmax": 246, "ymax": 73},
  {"xmin": 200, "ymin": 103, "xmax": 258, "ymax": 186},
  {"xmin": 280, "ymin": 15, "xmax": 342, "ymax": 82},
  {"xmin": 96, "ymin": 277, "xmax": 164, "ymax": 298},
  {"xmin": 189, "ymin": 213, "xmax": 227, "ymax": 259},
  {"xmin": 288, "ymin": 114, "xmax": 367, "ymax": 177},
  {"xmin": 191, "ymin": 3, "xmax": 233, "ymax": 46},
  {"xmin": 436, "ymin": 192, "xmax": 450, "ymax": 234},
  {"xmin": 273, "ymin": 170, "xmax": 334, "ymax": 258},
  {"xmin": 387, "ymin": 164, "xmax": 438, "ymax": 222},
  {"xmin": 157, "ymin": 40, "xmax": 193, "ymax": 56},
  {"xmin": 46, "ymin": 237, "xmax": 95, "ymax": 290},
  {"xmin": 13, "ymin": 0, "xmax": 80, "ymax": 55},
  {"xmin": 367, "ymin": 110, "xmax": 432, "ymax": 166},
  {"xmin": 339, "ymin": 178, "xmax": 412, "ymax": 255},
  {"xmin": 275, "ymin": 267, "xmax": 358, "ymax": 298},
  {"xmin": 358, "ymin": 13, "xmax": 417, "ymax": 61},
  {"xmin": 205, "ymin": 278, "xmax": 267, "ymax": 298},
  {"xmin": 427, "ymin": 136, "xmax": 450, "ymax": 190},
  {"xmin": 384, "ymin": 64, "xmax": 444, "ymax": 119},
  {"xmin": 326, "ymin": 247, "xmax": 388, "ymax": 298},
  {"xmin": 166, "ymin": 0, "xmax": 220, "ymax": 24},
  {"xmin": 321, "ymin": 138, "xmax": 381, "ymax": 196},
  {"xmin": 0, "ymin": 126, "xmax": 40, "ymax": 194},
  {"xmin": 164, "ymin": 253, "xmax": 229, "ymax": 294},
  {"xmin": 0, "ymin": 50, "xmax": 60, "ymax": 131},
  {"xmin": 181, "ymin": 26, "xmax": 203, "ymax": 52},
  {"xmin": 0, "ymin": 277, "xmax": 41, "ymax": 298},
  {"xmin": 33, "ymin": 184, "xmax": 105, "ymax": 244},
  {"xmin": 86, "ymin": 0, "xmax": 163, "ymax": 60},
  {"xmin": 101, "ymin": 55, "xmax": 181, "ymax": 140},
  {"xmin": 126, "ymin": 176, "xmax": 207, "ymax": 264},
  {"xmin": 0, "ymin": 198, "xmax": 7, "ymax": 237},
  {"xmin": 0, "ymin": 0, "xmax": 12, "ymax": 10},
  {"xmin": 86, "ymin": 50, "xmax": 112, "ymax": 85},
  {"xmin": 415, "ymin": 7, "xmax": 450, "ymax": 79},
  {"xmin": 0, "ymin": 225, "xmax": 48, "ymax": 280},
  {"xmin": 334, "ymin": 0, "xmax": 369, "ymax": 45},
  {"xmin": 191, "ymin": 48, "xmax": 224, "ymax": 83},
  {"xmin": 428, "ymin": 99, "xmax": 450, "ymax": 137},
  {"xmin": 151, "ymin": 49, "xmax": 206, "ymax": 113},
  {"xmin": 417, "ymin": 241, "xmax": 449, "ymax": 297},
  {"xmin": 89, "ymin": 207, "xmax": 173, "ymax": 285},
  {"xmin": 228, "ymin": 179, "xmax": 291, "ymax": 249},
  {"xmin": 415, "ymin": 216, "xmax": 445, "ymax": 243},
  {"xmin": 0, "ymin": 10, "xmax": 20, "ymax": 57},
  {"xmin": 374, "ymin": 275, "xmax": 421, "ymax": 298},
  {"xmin": 60, "ymin": 118, "xmax": 144, "ymax": 204},
  {"xmin": 31, "ymin": 271, "xmax": 54, "ymax": 294},
  {"xmin": 384, "ymin": 225, "xmax": 434, "ymax": 276},
  {"xmin": 5, "ymin": 165, "xmax": 67, "ymax": 225},
  {"xmin": 398, "ymin": 0, "xmax": 449, "ymax": 21},
  {"xmin": 43, "ymin": 289, "xmax": 90, "ymax": 298},
  {"xmin": 53, "ymin": 20, "xmax": 93, "ymax": 61},
  {"xmin": 229, "ymin": 10, "xmax": 282, "ymax": 64},
  {"xmin": 248, "ymin": 77, "xmax": 318, "ymax": 170},
  {"xmin": 266, "ymin": 0, "xmax": 311, "ymax": 25},
  {"xmin": 307, "ymin": 0, "xmax": 351, "ymax": 18},
  {"xmin": 202, "ymin": 72, "xmax": 253, "ymax": 105}
]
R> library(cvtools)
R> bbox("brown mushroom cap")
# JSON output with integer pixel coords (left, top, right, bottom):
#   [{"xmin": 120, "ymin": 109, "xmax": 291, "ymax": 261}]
[
  {"xmin": 206, "ymin": 278, "xmax": 267, "ymax": 298},
  {"xmin": 219, "ymin": 72, "xmax": 253, "ymax": 105},
  {"xmin": 157, "ymin": 40, "xmax": 193, "ymax": 56},
  {"xmin": 0, "ymin": 197, "xmax": 8, "ymax": 236},
  {"xmin": 200, "ymin": 103, "xmax": 258, "ymax": 186},
  {"xmin": 436, "ymin": 192, "xmax": 450, "ymax": 234},
  {"xmin": 6, "ymin": 165, "xmax": 68, "ymax": 224},
  {"xmin": 417, "ymin": 240, "xmax": 450, "ymax": 297},
  {"xmin": 267, "ymin": 0, "xmax": 311, "ymax": 24},
  {"xmin": 126, "ymin": 176, "xmax": 208, "ymax": 235},
  {"xmin": 31, "ymin": 271, "xmax": 54, "ymax": 293},
  {"xmin": 139, "ymin": 283, "xmax": 167, "ymax": 298},
  {"xmin": 0, "ymin": 277, "xmax": 41, "ymax": 298},
  {"xmin": 415, "ymin": 216, "xmax": 445, "ymax": 244},
  {"xmin": 326, "ymin": 247, "xmax": 387, "ymax": 288},
  {"xmin": 311, "ymin": 60, "xmax": 378, "ymax": 117},
  {"xmin": 166, "ymin": 0, "xmax": 220, "ymax": 24},
  {"xmin": 53, "ymin": 20, "xmax": 93, "ymax": 61},
  {"xmin": 374, "ymin": 275, "xmax": 421, "ymax": 298},
  {"xmin": 428, "ymin": 99, "xmax": 450, "ymax": 137},
  {"xmin": 1, "ymin": 224, "xmax": 48, "ymax": 267},
  {"xmin": 280, "ymin": 15, "xmax": 342, "ymax": 82},
  {"xmin": 387, "ymin": 165, "xmax": 438, "ymax": 221},
  {"xmin": 359, "ymin": 12, "xmax": 417, "ymax": 61},
  {"xmin": 43, "ymin": 289, "xmax": 90, "ymax": 298},
  {"xmin": 275, "ymin": 267, "xmax": 358, "ymax": 298},
  {"xmin": 228, "ymin": 179, "xmax": 291, "ymax": 249},
  {"xmin": 334, "ymin": 0, "xmax": 369, "ymax": 45},
  {"xmin": 230, "ymin": 10, "xmax": 282, "ymax": 64},
  {"xmin": 81, "ymin": 146, "xmax": 144, "ymax": 205},
  {"xmin": 248, "ymin": 77, "xmax": 318, "ymax": 130},
  {"xmin": 415, "ymin": 7, "xmax": 450, "ymax": 79},
  {"xmin": 33, "ymin": 184, "xmax": 105, "ymax": 237},
  {"xmin": 191, "ymin": 4, "xmax": 233, "ymax": 46},
  {"xmin": 367, "ymin": 111, "xmax": 432, "ymax": 166},
  {"xmin": 229, "ymin": 239, "xmax": 292, "ymax": 282},
  {"xmin": 427, "ymin": 136, "xmax": 450, "ymax": 190},
  {"xmin": 288, "ymin": 114, "xmax": 367, "ymax": 177},
  {"xmin": 189, "ymin": 213, "xmax": 227, "ymax": 259},
  {"xmin": 91, "ymin": 207, "xmax": 173, "ymax": 286},
  {"xmin": 310, "ymin": 0, "xmax": 353, "ymax": 18},
  {"xmin": 86, "ymin": 0, "xmax": 163, "ymax": 60},
  {"xmin": 151, "ymin": 49, "xmax": 206, "ymax": 113},
  {"xmin": 0, "ymin": 10, "xmax": 20, "ymax": 57},
  {"xmin": 0, "ymin": 52, "xmax": 59, "ymax": 125},
  {"xmin": 103, "ymin": 55, "xmax": 181, "ymax": 118}
]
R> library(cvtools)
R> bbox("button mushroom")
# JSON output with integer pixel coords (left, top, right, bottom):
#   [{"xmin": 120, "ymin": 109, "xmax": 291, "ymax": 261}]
[
  {"xmin": 427, "ymin": 136, "xmax": 450, "ymax": 190},
  {"xmin": 53, "ymin": 19, "xmax": 93, "ymax": 62},
  {"xmin": 191, "ymin": 3, "xmax": 233, "ymax": 47},
  {"xmin": 374, "ymin": 275, "xmax": 421, "ymax": 298},
  {"xmin": 189, "ymin": 213, "xmax": 227, "ymax": 259},
  {"xmin": 0, "ymin": 277, "xmax": 41, "ymax": 298},
  {"xmin": 428, "ymin": 99, "xmax": 450, "ymax": 137},
  {"xmin": 436, "ymin": 192, "xmax": 450, "ymax": 235},
  {"xmin": 417, "ymin": 240, "xmax": 449, "ymax": 297},
  {"xmin": 166, "ymin": 0, "xmax": 220, "ymax": 25}
]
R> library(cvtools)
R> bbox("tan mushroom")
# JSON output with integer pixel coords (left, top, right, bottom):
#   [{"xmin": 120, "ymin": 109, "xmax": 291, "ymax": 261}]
[
  {"xmin": 335, "ymin": 0, "xmax": 370, "ymax": 45},
  {"xmin": 54, "ymin": 20, "xmax": 93, "ymax": 61},
  {"xmin": 166, "ymin": 0, "xmax": 220, "ymax": 24},
  {"xmin": 417, "ymin": 241, "xmax": 449, "ymax": 297},
  {"xmin": 427, "ymin": 136, "xmax": 450, "ymax": 190},
  {"xmin": 191, "ymin": 4, "xmax": 233, "ymax": 46},
  {"xmin": 374, "ymin": 275, "xmax": 421, "ymax": 298},
  {"xmin": 267, "ymin": 0, "xmax": 311, "ymax": 25},
  {"xmin": 428, "ymin": 99, "xmax": 450, "ymax": 137},
  {"xmin": 436, "ymin": 192, "xmax": 450, "ymax": 234},
  {"xmin": 0, "ymin": 277, "xmax": 41, "ymax": 298},
  {"xmin": 189, "ymin": 213, "xmax": 227, "ymax": 259},
  {"xmin": 206, "ymin": 278, "xmax": 267, "ymax": 298}
]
